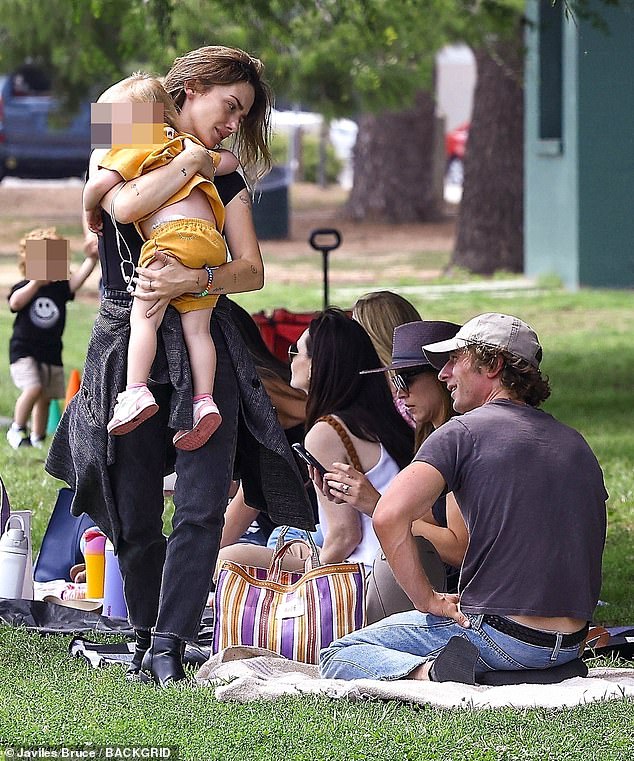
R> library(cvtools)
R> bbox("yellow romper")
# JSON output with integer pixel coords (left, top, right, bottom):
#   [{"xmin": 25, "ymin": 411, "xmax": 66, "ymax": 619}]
[{"xmin": 99, "ymin": 128, "xmax": 226, "ymax": 313}]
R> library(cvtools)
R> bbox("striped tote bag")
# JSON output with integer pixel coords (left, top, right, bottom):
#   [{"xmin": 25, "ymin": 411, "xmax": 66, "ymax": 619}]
[{"xmin": 213, "ymin": 531, "xmax": 365, "ymax": 664}]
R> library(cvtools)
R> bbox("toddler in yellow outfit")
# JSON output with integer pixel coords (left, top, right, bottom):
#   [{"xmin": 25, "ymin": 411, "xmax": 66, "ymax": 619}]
[{"xmin": 84, "ymin": 73, "xmax": 239, "ymax": 450}]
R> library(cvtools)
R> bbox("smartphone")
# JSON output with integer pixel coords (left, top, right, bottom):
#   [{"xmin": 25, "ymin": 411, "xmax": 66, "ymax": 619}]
[{"xmin": 291, "ymin": 443, "xmax": 327, "ymax": 477}]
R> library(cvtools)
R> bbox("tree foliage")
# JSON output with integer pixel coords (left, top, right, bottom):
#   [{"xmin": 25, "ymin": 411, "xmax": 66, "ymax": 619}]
[
  {"xmin": 0, "ymin": 0, "xmax": 624, "ymax": 115},
  {"xmin": 0, "ymin": 0, "xmax": 173, "ymax": 107}
]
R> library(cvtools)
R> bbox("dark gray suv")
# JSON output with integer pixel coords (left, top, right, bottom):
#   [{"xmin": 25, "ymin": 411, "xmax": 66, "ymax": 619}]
[{"xmin": 0, "ymin": 65, "xmax": 91, "ymax": 181}]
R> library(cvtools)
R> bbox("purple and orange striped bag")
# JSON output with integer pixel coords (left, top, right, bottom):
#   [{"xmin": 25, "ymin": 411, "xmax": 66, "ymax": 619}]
[{"xmin": 212, "ymin": 532, "xmax": 365, "ymax": 664}]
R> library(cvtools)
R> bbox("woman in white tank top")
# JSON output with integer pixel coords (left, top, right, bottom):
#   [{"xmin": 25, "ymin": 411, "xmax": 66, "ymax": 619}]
[
  {"xmin": 290, "ymin": 309, "xmax": 413, "ymax": 571},
  {"xmin": 215, "ymin": 308, "xmax": 412, "ymax": 575}
]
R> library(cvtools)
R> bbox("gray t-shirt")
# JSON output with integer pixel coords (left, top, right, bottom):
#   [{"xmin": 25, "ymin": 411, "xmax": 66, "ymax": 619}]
[{"xmin": 415, "ymin": 399, "xmax": 607, "ymax": 620}]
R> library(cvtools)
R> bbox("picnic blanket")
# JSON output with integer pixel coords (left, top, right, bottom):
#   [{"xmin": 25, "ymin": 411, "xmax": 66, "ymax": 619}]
[{"xmin": 195, "ymin": 645, "xmax": 634, "ymax": 710}]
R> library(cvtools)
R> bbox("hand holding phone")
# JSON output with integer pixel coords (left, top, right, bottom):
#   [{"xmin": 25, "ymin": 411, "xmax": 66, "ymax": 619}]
[{"xmin": 291, "ymin": 443, "xmax": 327, "ymax": 477}]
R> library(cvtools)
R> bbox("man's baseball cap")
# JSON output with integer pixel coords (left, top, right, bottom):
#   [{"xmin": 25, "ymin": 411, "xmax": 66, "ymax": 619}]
[{"xmin": 422, "ymin": 313, "xmax": 543, "ymax": 370}]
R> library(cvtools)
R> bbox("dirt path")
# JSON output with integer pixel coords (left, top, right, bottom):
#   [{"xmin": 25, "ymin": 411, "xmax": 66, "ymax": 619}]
[{"xmin": 0, "ymin": 179, "xmax": 456, "ymax": 291}]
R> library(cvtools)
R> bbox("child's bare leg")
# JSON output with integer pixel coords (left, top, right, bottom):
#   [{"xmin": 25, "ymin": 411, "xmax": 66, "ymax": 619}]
[
  {"xmin": 31, "ymin": 393, "xmax": 49, "ymax": 440},
  {"xmin": 180, "ymin": 307, "xmax": 216, "ymax": 396},
  {"xmin": 126, "ymin": 294, "xmax": 168, "ymax": 384},
  {"xmin": 107, "ymin": 262, "xmax": 167, "ymax": 436},
  {"xmin": 14, "ymin": 385, "xmax": 42, "ymax": 429},
  {"xmin": 8, "ymin": 384, "xmax": 42, "ymax": 447},
  {"xmin": 173, "ymin": 307, "xmax": 222, "ymax": 451}
]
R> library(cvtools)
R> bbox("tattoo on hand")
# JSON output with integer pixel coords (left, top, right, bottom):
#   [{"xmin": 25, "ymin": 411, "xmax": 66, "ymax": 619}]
[{"xmin": 181, "ymin": 168, "xmax": 187, "ymax": 177}]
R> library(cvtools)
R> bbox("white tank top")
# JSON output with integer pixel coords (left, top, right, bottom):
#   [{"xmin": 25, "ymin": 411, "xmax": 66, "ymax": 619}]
[{"xmin": 319, "ymin": 443, "xmax": 400, "ymax": 570}]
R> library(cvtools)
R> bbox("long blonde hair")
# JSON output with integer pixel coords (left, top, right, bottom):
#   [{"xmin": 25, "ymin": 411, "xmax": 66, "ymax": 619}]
[
  {"xmin": 163, "ymin": 46, "xmax": 272, "ymax": 184},
  {"xmin": 352, "ymin": 291, "xmax": 422, "ymax": 367}
]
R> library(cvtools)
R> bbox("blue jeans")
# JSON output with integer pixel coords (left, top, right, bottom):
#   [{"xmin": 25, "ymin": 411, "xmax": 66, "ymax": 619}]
[
  {"xmin": 266, "ymin": 524, "xmax": 324, "ymax": 550},
  {"xmin": 319, "ymin": 611, "xmax": 584, "ymax": 680}
]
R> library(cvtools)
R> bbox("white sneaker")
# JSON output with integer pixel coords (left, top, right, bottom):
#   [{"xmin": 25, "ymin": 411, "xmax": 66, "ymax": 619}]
[
  {"xmin": 107, "ymin": 386, "xmax": 159, "ymax": 436},
  {"xmin": 30, "ymin": 434, "xmax": 45, "ymax": 448},
  {"xmin": 7, "ymin": 425, "xmax": 31, "ymax": 449},
  {"xmin": 173, "ymin": 397, "xmax": 222, "ymax": 451}
]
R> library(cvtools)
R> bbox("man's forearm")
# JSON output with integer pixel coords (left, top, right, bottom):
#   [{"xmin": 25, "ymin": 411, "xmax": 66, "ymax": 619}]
[{"xmin": 379, "ymin": 525, "xmax": 437, "ymax": 612}]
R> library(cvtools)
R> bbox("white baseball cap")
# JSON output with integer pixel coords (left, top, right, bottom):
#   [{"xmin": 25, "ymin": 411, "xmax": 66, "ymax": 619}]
[{"xmin": 422, "ymin": 313, "xmax": 543, "ymax": 370}]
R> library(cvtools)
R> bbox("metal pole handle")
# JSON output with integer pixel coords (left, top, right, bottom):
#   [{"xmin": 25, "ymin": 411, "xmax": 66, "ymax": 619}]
[{"xmin": 309, "ymin": 228, "xmax": 342, "ymax": 311}]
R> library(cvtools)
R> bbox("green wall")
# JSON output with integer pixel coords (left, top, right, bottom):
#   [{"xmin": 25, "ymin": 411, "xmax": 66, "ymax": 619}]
[
  {"xmin": 577, "ymin": 5, "xmax": 634, "ymax": 287},
  {"xmin": 525, "ymin": 0, "xmax": 634, "ymax": 288}
]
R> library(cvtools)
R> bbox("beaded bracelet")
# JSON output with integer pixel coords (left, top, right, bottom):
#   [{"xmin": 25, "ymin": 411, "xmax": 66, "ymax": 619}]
[{"xmin": 196, "ymin": 265, "xmax": 215, "ymax": 298}]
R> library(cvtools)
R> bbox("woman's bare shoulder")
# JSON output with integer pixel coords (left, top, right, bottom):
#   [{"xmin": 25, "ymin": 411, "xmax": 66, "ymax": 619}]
[{"xmin": 305, "ymin": 419, "xmax": 348, "ymax": 459}]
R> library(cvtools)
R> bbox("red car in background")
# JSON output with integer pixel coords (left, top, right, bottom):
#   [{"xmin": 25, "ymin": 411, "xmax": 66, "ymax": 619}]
[{"xmin": 445, "ymin": 121, "xmax": 469, "ymax": 186}]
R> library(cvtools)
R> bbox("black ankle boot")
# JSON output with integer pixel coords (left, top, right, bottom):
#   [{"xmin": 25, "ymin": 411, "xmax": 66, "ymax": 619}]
[
  {"xmin": 140, "ymin": 633, "xmax": 186, "ymax": 686},
  {"xmin": 125, "ymin": 629, "xmax": 151, "ymax": 680}
]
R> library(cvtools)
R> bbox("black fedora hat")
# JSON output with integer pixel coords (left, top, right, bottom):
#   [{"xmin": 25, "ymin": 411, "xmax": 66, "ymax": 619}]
[{"xmin": 361, "ymin": 320, "xmax": 461, "ymax": 374}]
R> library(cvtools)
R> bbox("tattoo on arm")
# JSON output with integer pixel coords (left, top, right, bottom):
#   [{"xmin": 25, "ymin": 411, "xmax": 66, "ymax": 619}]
[
  {"xmin": 250, "ymin": 265, "xmax": 258, "ymax": 275},
  {"xmin": 132, "ymin": 183, "xmax": 140, "ymax": 197},
  {"xmin": 238, "ymin": 192, "xmax": 251, "ymax": 207},
  {"xmin": 181, "ymin": 168, "xmax": 187, "ymax": 177}
]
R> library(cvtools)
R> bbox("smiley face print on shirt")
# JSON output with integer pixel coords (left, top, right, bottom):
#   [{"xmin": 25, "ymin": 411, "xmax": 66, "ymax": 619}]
[{"xmin": 29, "ymin": 296, "xmax": 60, "ymax": 329}]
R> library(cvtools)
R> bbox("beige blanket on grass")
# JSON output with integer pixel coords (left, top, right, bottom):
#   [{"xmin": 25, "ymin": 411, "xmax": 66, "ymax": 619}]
[{"xmin": 196, "ymin": 646, "xmax": 634, "ymax": 709}]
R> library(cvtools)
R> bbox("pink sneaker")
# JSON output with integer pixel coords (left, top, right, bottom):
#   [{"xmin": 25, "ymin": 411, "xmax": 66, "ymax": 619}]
[
  {"xmin": 173, "ymin": 397, "xmax": 222, "ymax": 451},
  {"xmin": 107, "ymin": 386, "xmax": 159, "ymax": 435}
]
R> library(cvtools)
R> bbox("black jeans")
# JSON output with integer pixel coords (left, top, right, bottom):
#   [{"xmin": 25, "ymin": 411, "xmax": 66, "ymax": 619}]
[{"xmin": 109, "ymin": 322, "xmax": 239, "ymax": 640}]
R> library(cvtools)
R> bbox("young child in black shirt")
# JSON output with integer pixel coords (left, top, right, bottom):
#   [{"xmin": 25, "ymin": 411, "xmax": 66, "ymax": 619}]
[{"xmin": 7, "ymin": 227, "xmax": 98, "ymax": 448}]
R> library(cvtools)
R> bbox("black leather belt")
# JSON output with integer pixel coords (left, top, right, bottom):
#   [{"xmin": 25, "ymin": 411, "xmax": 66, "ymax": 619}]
[{"xmin": 483, "ymin": 615, "xmax": 588, "ymax": 648}]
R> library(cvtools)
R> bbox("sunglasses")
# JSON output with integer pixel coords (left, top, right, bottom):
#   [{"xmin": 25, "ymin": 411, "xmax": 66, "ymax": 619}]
[
  {"xmin": 288, "ymin": 342, "xmax": 299, "ymax": 361},
  {"xmin": 391, "ymin": 367, "xmax": 429, "ymax": 393}
]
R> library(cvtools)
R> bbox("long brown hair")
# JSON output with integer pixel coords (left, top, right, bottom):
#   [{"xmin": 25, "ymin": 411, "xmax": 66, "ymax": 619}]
[
  {"xmin": 163, "ymin": 46, "xmax": 272, "ymax": 183},
  {"xmin": 414, "ymin": 370, "xmax": 454, "ymax": 451},
  {"xmin": 305, "ymin": 309, "xmax": 414, "ymax": 470}
]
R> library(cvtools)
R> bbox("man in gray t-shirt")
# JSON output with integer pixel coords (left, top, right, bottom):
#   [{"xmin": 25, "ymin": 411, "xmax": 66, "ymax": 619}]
[{"xmin": 320, "ymin": 313, "xmax": 607, "ymax": 684}]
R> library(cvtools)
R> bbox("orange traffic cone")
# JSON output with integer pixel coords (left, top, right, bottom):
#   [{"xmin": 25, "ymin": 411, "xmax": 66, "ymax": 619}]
[{"xmin": 64, "ymin": 368, "xmax": 81, "ymax": 408}]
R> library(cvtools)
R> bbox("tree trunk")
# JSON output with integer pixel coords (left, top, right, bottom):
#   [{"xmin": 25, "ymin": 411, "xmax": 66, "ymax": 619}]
[
  {"xmin": 452, "ymin": 33, "xmax": 524, "ymax": 274},
  {"xmin": 346, "ymin": 89, "xmax": 443, "ymax": 223}
]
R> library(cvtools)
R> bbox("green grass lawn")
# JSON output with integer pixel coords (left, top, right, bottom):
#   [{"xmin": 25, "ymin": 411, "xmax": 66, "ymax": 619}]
[{"xmin": 0, "ymin": 286, "xmax": 633, "ymax": 759}]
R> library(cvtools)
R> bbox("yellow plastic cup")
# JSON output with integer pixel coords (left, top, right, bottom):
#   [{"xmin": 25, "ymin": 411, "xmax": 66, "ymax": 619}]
[{"xmin": 83, "ymin": 527, "xmax": 107, "ymax": 598}]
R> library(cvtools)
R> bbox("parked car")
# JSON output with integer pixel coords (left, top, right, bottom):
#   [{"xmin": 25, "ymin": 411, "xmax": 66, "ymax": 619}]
[
  {"xmin": 0, "ymin": 64, "xmax": 91, "ymax": 181},
  {"xmin": 445, "ymin": 121, "xmax": 469, "ymax": 186}
]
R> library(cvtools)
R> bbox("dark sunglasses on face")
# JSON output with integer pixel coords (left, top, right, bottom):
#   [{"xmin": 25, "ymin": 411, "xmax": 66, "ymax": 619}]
[{"xmin": 391, "ymin": 367, "xmax": 429, "ymax": 393}]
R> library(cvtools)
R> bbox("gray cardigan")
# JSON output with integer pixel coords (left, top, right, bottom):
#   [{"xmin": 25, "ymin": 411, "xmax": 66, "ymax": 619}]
[{"xmin": 45, "ymin": 295, "xmax": 315, "ymax": 549}]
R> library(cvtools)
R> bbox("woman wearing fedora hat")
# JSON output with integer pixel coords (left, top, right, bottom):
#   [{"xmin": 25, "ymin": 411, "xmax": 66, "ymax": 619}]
[
  {"xmin": 321, "ymin": 320, "xmax": 469, "ymax": 623},
  {"xmin": 352, "ymin": 291, "xmax": 421, "ymax": 430}
]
